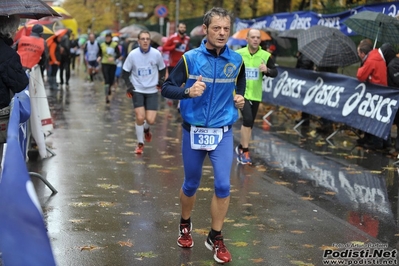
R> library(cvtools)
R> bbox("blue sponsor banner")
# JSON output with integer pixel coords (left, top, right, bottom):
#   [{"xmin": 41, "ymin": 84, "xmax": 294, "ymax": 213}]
[
  {"xmin": 235, "ymin": 1, "xmax": 399, "ymax": 36},
  {"xmin": 0, "ymin": 89, "xmax": 56, "ymax": 266},
  {"xmin": 262, "ymin": 66, "xmax": 399, "ymax": 140}
]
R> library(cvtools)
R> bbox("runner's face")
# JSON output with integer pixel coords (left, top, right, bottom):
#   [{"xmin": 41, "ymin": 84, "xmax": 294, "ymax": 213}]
[
  {"xmin": 247, "ymin": 29, "xmax": 261, "ymax": 50},
  {"xmin": 138, "ymin": 33, "xmax": 151, "ymax": 51},
  {"xmin": 204, "ymin": 16, "xmax": 230, "ymax": 52},
  {"xmin": 178, "ymin": 24, "xmax": 186, "ymax": 35}
]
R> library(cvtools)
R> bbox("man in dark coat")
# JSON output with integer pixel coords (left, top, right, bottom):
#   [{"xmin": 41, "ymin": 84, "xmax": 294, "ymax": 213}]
[{"xmin": 0, "ymin": 15, "xmax": 29, "ymax": 109}]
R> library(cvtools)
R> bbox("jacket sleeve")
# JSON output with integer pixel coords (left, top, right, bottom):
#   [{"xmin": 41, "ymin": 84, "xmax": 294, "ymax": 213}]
[
  {"xmin": 161, "ymin": 59, "xmax": 188, "ymax": 99},
  {"xmin": 357, "ymin": 61, "xmax": 373, "ymax": 82},
  {"xmin": 3, "ymin": 52, "xmax": 29, "ymax": 94},
  {"xmin": 49, "ymin": 43, "xmax": 60, "ymax": 65},
  {"xmin": 162, "ymin": 38, "xmax": 176, "ymax": 52},
  {"xmin": 265, "ymin": 56, "xmax": 278, "ymax": 78}
]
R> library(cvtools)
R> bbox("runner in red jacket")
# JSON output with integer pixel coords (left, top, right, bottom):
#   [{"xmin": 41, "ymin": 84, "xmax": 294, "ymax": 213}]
[{"xmin": 162, "ymin": 23, "xmax": 191, "ymax": 74}]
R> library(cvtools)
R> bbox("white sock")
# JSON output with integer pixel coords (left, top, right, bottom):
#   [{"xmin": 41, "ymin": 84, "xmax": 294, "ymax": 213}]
[
  {"xmin": 143, "ymin": 120, "xmax": 149, "ymax": 131},
  {"xmin": 135, "ymin": 123, "xmax": 144, "ymax": 144}
]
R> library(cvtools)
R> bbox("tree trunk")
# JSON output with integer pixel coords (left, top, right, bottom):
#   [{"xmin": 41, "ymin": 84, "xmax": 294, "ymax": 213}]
[
  {"xmin": 250, "ymin": 0, "xmax": 259, "ymax": 18},
  {"xmin": 274, "ymin": 0, "xmax": 292, "ymax": 13}
]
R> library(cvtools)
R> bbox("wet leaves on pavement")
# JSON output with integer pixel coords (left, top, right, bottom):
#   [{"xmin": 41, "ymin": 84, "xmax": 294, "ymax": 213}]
[
  {"xmin": 80, "ymin": 245, "xmax": 103, "ymax": 251},
  {"xmin": 97, "ymin": 183, "xmax": 120, "ymax": 189},
  {"xmin": 134, "ymin": 251, "xmax": 158, "ymax": 259},
  {"xmin": 231, "ymin": 241, "xmax": 248, "ymax": 247},
  {"xmin": 117, "ymin": 240, "xmax": 133, "ymax": 247}
]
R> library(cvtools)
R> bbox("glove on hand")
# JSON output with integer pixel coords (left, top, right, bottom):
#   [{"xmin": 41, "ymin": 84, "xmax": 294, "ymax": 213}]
[{"xmin": 126, "ymin": 86, "xmax": 135, "ymax": 98}]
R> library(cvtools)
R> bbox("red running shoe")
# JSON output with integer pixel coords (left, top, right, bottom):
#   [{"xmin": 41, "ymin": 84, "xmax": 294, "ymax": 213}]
[
  {"xmin": 177, "ymin": 223, "xmax": 194, "ymax": 248},
  {"xmin": 205, "ymin": 235, "xmax": 232, "ymax": 263},
  {"xmin": 144, "ymin": 128, "xmax": 152, "ymax": 142},
  {"xmin": 135, "ymin": 143, "xmax": 144, "ymax": 154}
]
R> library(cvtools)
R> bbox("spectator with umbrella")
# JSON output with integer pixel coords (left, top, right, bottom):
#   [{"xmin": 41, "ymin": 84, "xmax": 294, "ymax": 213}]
[
  {"xmin": 0, "ymin": 14, "xmax": 29, "ymax": 110},
  {"xmin": 15, "ymin": 24, "xmax": 48, "ymax": 77}
]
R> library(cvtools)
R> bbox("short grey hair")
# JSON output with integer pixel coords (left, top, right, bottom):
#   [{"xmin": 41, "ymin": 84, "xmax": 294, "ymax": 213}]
[
  {"xmin": 0, "ymin": 15, "xmax": 20, "ymax": 39},
  {"xmin": 203, "ymin": 7, "xmax": 231, "ymax": 28}
]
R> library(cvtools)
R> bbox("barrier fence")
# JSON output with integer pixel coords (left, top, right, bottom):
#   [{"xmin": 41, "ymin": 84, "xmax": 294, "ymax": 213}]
[{"xmin": 262, "ymin": 66, "xmax": 399, "ymax": 141}]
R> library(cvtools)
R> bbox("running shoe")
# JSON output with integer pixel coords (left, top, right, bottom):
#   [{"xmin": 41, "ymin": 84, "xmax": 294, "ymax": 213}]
[
  {"xmin": 205, "ymin": 234, "xmax": 232, "ymax": 263},
  {"xmin": 144, "ymin": 128, "xmax": 152, "ymax": 142},
  {"xmin": 237, "ymin": 151, "xmax": 252, "ymax": 165},
  {"xmin": 177, "ymin": 223, "xmax": 194, "ymax": 248},
  {"xmin": 135, "ymin": 143, "xmax": 144, "ymax": 154},
  {"xmin": 234, "ymin": 145, "xmax": 242, "ymax": 155}
]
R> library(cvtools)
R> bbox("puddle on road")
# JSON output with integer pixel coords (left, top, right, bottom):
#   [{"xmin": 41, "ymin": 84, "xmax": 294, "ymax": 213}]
[{"xmin": 248, "ymin": 115, "xmax": 399, "ymax": 248}]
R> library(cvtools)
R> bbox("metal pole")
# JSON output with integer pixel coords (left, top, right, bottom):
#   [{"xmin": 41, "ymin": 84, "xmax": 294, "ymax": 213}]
[{"xmin": 175, "ymin": 0, "xmax": 179, "ymax": 30}]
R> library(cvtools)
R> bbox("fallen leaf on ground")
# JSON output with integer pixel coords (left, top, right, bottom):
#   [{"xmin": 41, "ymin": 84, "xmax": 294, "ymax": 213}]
[
  {"xmin": 97, "ymin": 184, "xmax": 119, "ymax": 189},
  {"xmin": 80, "ymin": 245, "xmax": 102, "ymax": 251},
  {"xmin": 250, "ymin": 258, "xmax": 264, "ymax": 263},
  {"xmin": 134, "ymin": 251, "xmax": 158, "ymax": 258},
  {"xmin": 198, "ymin": 187, "xmax": 213, "ymax": 192},
  {"xmin": 148, "ymin": 164, "xmax": 163, "ymax": 168},
  {"xmin": 118, "ymin": 240, "xmax": 133, "ymax": 247},
  {"xmin": 97, "ymin": 201, "xmax": 116, "ymax": 207},
  {"xmin": 231, "ymin": 241, "xmax": 248, "ymax": 247},
  {"xmin": 120, "ymin": 212, "xmax": 140, "ymax": 216},
  {"xmin": 290, "ymin": 230, "xmax": 305, "ymax": 234},
  {"xmin": 233, "ymin": 223, "xmax": 249, "ymax": 227},
  {"xmin": 69, "ymin": 202, "xmax": 93, "ymax": 207}
]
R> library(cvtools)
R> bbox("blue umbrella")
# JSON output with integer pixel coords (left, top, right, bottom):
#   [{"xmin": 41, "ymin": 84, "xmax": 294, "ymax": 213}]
[{"xmin": 227, "ymin": 37, "xmax": 247, "ymax": 46}]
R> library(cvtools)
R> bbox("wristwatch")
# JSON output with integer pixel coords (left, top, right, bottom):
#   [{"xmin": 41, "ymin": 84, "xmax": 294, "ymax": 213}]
[{"xmin": 184, "ymin": 88, "xmax": 190, "ymax": 98}]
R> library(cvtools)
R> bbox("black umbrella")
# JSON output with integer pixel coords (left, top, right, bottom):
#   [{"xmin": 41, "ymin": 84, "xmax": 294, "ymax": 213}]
[
  {"xmin": 0, "ymin": 0, "xmax": 60, "ymax": 19},
  {"xmin": 261, "ymin": 27, "xmax": 291, "ymax": 49},
  {"xmin": 278, "ymin": 29, "xmax": 305, "ymax": 39},
  {"xmin": 343, "ymin": 11, "xmax": 399, "ymax": 48},
  {"xmin": 297, "ymin": 25, "xmax": 358, "ymax": 67}
]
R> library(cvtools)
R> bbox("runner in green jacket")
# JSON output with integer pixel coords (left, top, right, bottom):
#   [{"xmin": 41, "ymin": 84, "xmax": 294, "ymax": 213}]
[{"xmin": 235, "ymin": 28, "xmax": 278, "ymax": 164}]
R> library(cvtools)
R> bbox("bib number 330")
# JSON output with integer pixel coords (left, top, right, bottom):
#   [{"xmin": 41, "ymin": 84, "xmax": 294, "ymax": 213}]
[{"xmin": 190, "ymin": 126, "xmax": 223, "ymax": 151}]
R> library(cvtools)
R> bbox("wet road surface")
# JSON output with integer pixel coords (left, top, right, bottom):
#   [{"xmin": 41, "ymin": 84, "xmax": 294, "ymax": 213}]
[{"xmin": 24, "ymin": 71, "xmax": 399, "ymax": 266}]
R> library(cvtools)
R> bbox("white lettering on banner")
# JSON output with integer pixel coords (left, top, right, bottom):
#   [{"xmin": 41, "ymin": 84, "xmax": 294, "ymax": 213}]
[
  {"xmin": 303, "ymin": 77, "xmax": 344, "ymax": 107},
  {"xmin": 273, "ymin": 71, "xmax": 304, "ymax": 99},
  {"xmin": 317, "ymin": 17, "xmax": 341, "ymax": 29},
  {"xmin": 289, "ymin": 14, "xmax": 312, "ymax": 29},
  {"xmin": 342, "ymin": 84, "xmax": 397, "ymax": 123},
  {"xmin": 385, "ymin": 5, "xmax": 399, "ymax": 17},
  {"xmin": 236, "ymin": 21, "xmax": 250, "ymax": 31},
  {"xmin": 262, "ymin": 76, "xmax": 274, "ymax": 92},
  {"xmin": 251, "ymin": 20, "xmax": 268, "ymax": 30},
  {"xmin": 269, "ymin": 16, "xmax": 287, "ymax": 31}
]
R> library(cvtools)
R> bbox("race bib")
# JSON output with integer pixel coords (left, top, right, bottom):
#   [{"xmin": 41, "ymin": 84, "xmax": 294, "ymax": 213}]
[
  {"xmin": 175, "ymin": 43, "xmax": 187, "ymax": 53},
  {"xmin": 106, "ymin": 47, "xmax": 115, "ymax": 56},
  {"xmin": 190, "ymin": 126, "xmax": 223, "ymax": 151},
  {"xmin": 245, "ymin": 67, "xmax": 259, "ymax": 80}
]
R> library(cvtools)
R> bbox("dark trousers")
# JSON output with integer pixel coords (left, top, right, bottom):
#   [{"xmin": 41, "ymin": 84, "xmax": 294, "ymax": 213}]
[
  {"xmin": 59, "ymin": 56, "xmax": 71, "ymax": 85},
  {"xmin": 102, "ymin": 64, "xmax": 116, "ymax": 86}
]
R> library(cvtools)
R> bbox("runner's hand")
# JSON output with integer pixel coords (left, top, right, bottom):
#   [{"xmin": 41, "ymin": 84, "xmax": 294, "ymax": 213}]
[
  {"xmin": 189, "ymin": 75, "xmax": 206, "ymax": 98},
  {"xmin": 126, "ymin": 86, "xmax": 135, "ymax": 98}
]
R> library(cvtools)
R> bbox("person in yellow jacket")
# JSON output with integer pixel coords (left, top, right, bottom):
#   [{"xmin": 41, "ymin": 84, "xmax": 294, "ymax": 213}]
[
  {"xmin": 100, "ymin": 32, "xmax": 121, "ymax": 104},
  {"xmin": 235, "ymin": 28, "xmax": 278, "ymax": 164}
]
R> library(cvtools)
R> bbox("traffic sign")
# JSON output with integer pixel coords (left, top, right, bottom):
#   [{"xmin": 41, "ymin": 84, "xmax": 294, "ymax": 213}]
[
  {"xmin": 129, "ymin": 12, "xmax": 148, "ymax": 18},
  {"xmin": 154, "ymin": 4, "xmax": 168, "ymax": 18}
]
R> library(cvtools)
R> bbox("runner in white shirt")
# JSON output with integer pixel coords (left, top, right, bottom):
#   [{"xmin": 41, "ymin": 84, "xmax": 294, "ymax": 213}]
[{"xmin": 122, "ymin": 30, "xmax": 166, "ymax": 154}]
